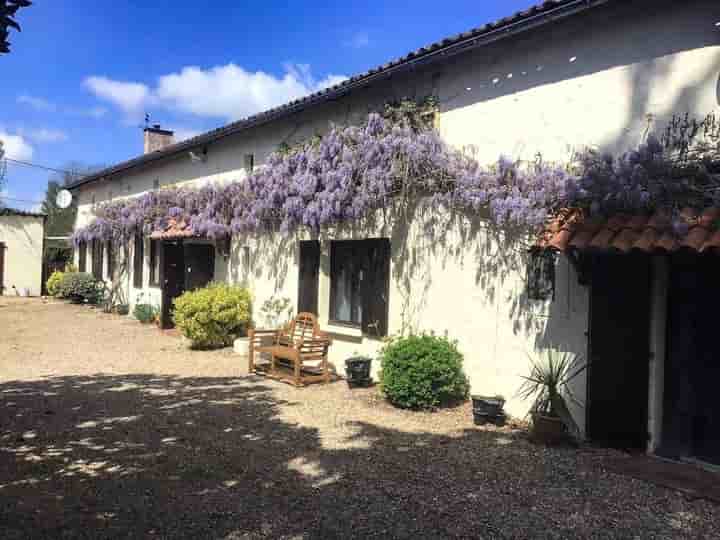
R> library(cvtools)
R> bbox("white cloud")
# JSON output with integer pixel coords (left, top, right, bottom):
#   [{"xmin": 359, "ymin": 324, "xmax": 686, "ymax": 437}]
[
  {"xmin": 65, "ymin": 105, "xmax": 108, "ymax": 119},
  {"xmin": 83, "ymin": 76, "xmax": 152, "ymax": 120},
  {"xmin": 17, "ymin": 95, "xmax": 56, "ymax": 112},
  {"xmin": 21, "ymin": 128, "xmax": 68, "ymax": 143},
  {"xmin": 85, "ymin": 63, "xmax": 347, "ymax": 123},
  {"xmin": 343, "ymin": 32, "xmax": 370, "ymax": 49},
  {"xmin": 0, "ymin": 131, "xmax": 34, "ymax": 160}
]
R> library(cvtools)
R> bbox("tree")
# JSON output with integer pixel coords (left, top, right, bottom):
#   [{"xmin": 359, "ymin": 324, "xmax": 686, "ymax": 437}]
[{"xmin": 1, "ymin": 0, "xmax": 31, "ymax": 54}]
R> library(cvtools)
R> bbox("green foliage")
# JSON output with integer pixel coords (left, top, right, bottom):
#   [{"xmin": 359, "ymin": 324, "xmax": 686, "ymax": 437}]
[
  {"xmin": 173, "ymin": 283, "xmax": 252, "ymax": 349},
  {"xmin": 380, "ymin": 333, "xmax": 469, "ymax": 410},
  {"xmin": 518, "ymin": 350, "xmax": 586, "ymax": 435},
  {"xmin": 56, "ymin": 272, "xmax": 103, "ymax": 304},
  {"xmin": 46, "ymin": 270, "xmax": 64, "ymax": 296},
  {"xmin": 133, "ymin": 303, "xmax": 158, "ymax": 324}
]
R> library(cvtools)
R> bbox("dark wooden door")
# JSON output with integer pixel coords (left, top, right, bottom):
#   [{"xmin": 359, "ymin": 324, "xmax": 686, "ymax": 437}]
[
  {"xmin": 0, "ymin": 242, "xmax": 5, "ymax": 295},
  {"xmin": 184, "ymin": 244, "xmax": 215, "ymax": 291},
  {"xmin": 664, "ymin": 254, "xmax": 720, "ymax": 464},
  {"xmin": 160, "ymin": 241, "xmax": 185, "ymax": 329},
  {"xmin": 588, "ymin": 254, "xmax": 651, "ymax": 449},
  {"xmin": 298, "ymin": 241, "xmax": 320, "ymax": 315}
]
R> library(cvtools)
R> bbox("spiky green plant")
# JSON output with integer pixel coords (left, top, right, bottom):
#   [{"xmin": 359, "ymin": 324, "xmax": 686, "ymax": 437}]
[{"xmin": 518, "ymin": 350, "xmax": 586, "ymax": 435}]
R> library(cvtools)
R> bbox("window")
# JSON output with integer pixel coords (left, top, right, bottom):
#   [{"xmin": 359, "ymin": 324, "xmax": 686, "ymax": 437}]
[
  {"xmin": 91, "ymin": 240, "xmax": 103, "ymax": 280},
  {"xmin": 106, "ymin": 241, "xmax": 115, "ymax": 279},
  {"xmin": 527, "ymin": 250, "xmax": 555, "ymax": 301},
  {"xmin": 149, "ymin": 239, "xmax": 160, "ymax": 287},
  {"xmin": 78, "ymin": 241, "xmax": 87, "ymax": 272},
  {"xmin": 133, "ymin": 234, "xmax": 144, "ymax": 288},
  {"xmin": 244, "ymin": 154, "xmax": 254, "ymax": 173},
  {"xmin": 329, "ymin": 239, "xmax": 390, "ymax": 336},
  {"xmin": 298, "ymin": 241, "xmax": 320, "ymax": 315},
  {"xmin": 153, "ymin": 178, "xmax": 160, "ymax": 190}
]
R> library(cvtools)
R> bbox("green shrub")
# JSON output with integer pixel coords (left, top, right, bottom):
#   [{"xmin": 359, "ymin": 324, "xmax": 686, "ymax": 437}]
[
  {"xmin": 57, "ymin": 272, "xmax": 103, "ymax": 304},
  {"xmin": 46, "ymin": 271, "xmax": 64, "ymax": 296},
  {"xmin": 380, "ymin": 333, "xmax": 470, "ymax": 410},
  {"xmin": 173, "ymin": 283, "xmax": 252, "ymax": 348},
  {"xmin": 134, "ymin": 303, "xmax": 158, "ymax": 324}
]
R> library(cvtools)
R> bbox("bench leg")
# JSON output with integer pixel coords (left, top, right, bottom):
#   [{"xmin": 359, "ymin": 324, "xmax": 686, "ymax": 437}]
[
  {"xmin": 323, "ymin": 357, "xmax": 330, "ymax": 384},
  {"xmin": 294, "ymin": 359, "xmax": 302, "ymax": 387},
  {"xmin": 270, "ymin": 353, "xmax": 276, "ymax": 376}
]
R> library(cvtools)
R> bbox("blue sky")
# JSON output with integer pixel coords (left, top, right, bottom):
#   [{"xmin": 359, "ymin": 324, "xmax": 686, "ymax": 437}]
[{"xmin": 1, "ymin": 0, "xmax": 535, "ymax": 210}]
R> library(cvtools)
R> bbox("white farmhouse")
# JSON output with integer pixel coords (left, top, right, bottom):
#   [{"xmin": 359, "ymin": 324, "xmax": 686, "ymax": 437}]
[{"xmin": 68, "ymin": 0, "xmax": 720, "ymax": 462}]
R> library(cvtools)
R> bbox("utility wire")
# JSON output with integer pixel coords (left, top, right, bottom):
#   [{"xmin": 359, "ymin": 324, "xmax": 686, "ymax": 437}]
[
  {"xmin": 3, "ymin": 157, "xmax": 84, "ymax": 177},
  {"xmin": 0, "ymin": 195, "xmax": 44, "ymax": 205}
]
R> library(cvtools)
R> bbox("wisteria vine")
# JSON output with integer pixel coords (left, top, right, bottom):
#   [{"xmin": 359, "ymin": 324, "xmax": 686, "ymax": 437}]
[{"xmin": 72, "ymin": 111, "xmax": 720, "ymax": 247}]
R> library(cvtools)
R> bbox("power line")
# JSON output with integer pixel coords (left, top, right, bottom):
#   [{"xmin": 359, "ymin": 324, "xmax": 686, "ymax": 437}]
[
  {"xmin": 0, "ymin": 195, "xmax": 44, "ymax": 204},
  {"xmin": 3, "ymin": 157, "xmax": 84, "ymax": 177}
]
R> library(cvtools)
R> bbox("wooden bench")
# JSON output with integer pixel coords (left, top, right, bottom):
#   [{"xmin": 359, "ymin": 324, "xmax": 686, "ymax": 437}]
[{"xmin": 248, "ymin": 312, "xmax": 332, "ymax": 386}]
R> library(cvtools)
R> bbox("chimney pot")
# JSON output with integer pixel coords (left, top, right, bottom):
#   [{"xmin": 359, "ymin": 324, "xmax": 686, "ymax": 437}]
[{"xmin": 143, "ymin": 124, "xmax": 174, "ymax": 154}]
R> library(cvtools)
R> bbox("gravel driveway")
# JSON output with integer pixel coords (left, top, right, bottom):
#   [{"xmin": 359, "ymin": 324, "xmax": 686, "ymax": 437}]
[{"xmin": 1, "ymin": 298, "xmax": 719, "ymax": 539}]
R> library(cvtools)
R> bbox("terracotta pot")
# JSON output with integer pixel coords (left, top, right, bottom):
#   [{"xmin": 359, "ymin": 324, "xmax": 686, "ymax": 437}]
[{"xmin": 531, "ymin": 413, "xmax": 567, "ymax": 445}]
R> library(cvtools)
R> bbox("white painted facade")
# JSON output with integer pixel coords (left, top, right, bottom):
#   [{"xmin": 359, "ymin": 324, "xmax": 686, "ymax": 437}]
[
  {"xmin": 72, "ymin": 0, "xmax": 720, "ymax": 435},
  {"xmin": 0, "ymin": 213, "xmax": 45, "ymax": 297}
]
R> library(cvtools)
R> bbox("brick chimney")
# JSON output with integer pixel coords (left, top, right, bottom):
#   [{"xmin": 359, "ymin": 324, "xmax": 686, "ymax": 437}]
[{"xmin": 143, "ymin": 124, "xmax": 174, "ymax": 154}]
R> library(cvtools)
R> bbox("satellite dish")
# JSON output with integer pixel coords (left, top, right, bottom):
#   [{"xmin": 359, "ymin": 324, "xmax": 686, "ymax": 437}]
[{"xmin": 56, "ymin": 189, "xmax": 72, "ymax": 209}]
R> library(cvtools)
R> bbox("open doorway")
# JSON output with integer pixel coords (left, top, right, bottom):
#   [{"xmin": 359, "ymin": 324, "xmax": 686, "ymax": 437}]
[{"xmin": 588, "ymin": 254, "xmax": 651, "ymax": 450}]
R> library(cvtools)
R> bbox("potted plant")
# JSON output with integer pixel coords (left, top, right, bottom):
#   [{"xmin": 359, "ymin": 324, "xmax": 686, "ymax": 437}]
[
  {"xmin": 471, "ymin": 395, "xmax": 505, "ymax": 425},
  {"xmin": 518, "ymin": 350, "xmax": 586, "ymax": 445},
  {"xmin": 345, "ymin": 356, "xmax": 373, "ymax": 388}
]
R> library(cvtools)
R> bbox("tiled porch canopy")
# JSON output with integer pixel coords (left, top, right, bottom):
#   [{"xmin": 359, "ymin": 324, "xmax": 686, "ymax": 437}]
[
  {"xmin": 537, "ymin": 207, "xmax": 720, "ymax": 253},
  {"xmin": 149, "ymin": 219, "xmax": 196, "ymax": 240}
]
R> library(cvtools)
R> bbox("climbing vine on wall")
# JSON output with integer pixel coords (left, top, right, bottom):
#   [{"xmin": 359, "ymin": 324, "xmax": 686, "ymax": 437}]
[{"xmin": 72, "ymin": 109, "xmax": 720, "ymax": 247}]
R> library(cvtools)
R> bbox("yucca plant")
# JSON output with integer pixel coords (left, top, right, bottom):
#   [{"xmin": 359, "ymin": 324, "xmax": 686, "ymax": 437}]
[{"xmin": 518, "ymin": 350, "xmax": 586, "ymax": 436}]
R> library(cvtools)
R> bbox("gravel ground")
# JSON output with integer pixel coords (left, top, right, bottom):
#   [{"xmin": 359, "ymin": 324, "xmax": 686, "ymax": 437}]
[{"xmin": 1, "ymin": 297, "xmax": 719, "ymax": 539}]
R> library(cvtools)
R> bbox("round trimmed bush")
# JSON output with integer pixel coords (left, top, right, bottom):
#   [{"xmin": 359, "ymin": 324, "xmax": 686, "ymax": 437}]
[
  {"xmin": 46, "ymin": 270, "xmax": 64, "ymax": 296},
  {"xmin": 380, "ymin": 334, "xmax": 470, "ymax": 410},
  {"xmin": 57, "ymin": 272, "xmax": 103, "ymax": 304},
  {"xmin": 173, "ymin": 283, "xmax": 252, "ymax": 349}
]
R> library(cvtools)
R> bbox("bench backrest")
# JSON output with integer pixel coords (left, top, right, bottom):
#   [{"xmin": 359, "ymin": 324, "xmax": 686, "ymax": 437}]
[{"xmin": 279, "ymin": 312, "xmax": 319, "ymax": 346}]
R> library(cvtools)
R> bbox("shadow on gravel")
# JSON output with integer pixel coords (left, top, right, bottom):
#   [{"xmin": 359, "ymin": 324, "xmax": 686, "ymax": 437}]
[{"xmin": 0, "ymin": 374, "xmax": 717, "ymax": 539}]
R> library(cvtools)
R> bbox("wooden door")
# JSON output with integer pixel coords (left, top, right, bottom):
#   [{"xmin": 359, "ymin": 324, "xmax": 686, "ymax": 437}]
[
  {"xmin": 588, "ymin": 254, "xmax": 651, "ymax": 449},
  {"xmin": 184, "ymin": 244, "xmax": 215, "ymax": 291},
  {"xmin": 664, "ymin": 254, "xmax": 720, "ymax": 464},
  {"xmin": 160, "ymin": 241, "xmax": 185, "ymax": 329},
  {"xmin": 298, "ymin": 241, "xmax": 320, "ymax": 315}
]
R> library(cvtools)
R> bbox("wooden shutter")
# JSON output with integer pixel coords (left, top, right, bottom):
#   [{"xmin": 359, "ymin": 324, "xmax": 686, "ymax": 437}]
[
  {"xmin": 133, "ymin": 235, "xmax": 144, "ymax": 288},
  {"xmin": 92, "ymin": 240, "xmax": 103, "ymax": 280},
  {"xmin": 106, "ymin": 241, "xmax": 115, "ymax": 279},
  {"xmin": 0, "ymin": 242, "xmax": 5, "ymax": 295},
  {"xmin": 362, "ymin": 239, "xmax": 390, "ymax": 337},
  {"xmin": 78, "ymin": 241, "xmax": 87, "ymax": 272},
  {"xmin": 149, "ymin": 240, "xmax": 158, "ymax": 286},
  {"xmin": 298, "ymin": 241, "xmax": 320, "ymax": 315}
]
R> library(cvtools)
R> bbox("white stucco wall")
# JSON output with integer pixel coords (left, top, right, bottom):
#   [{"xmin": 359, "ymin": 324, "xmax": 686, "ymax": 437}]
[
  {"xmin": 71, "ymin": 0, "xmax": 720, "ymax": 433},
  {"xmin": 0, "ymin": 214, "xmax": 45, "ymax": 297}
]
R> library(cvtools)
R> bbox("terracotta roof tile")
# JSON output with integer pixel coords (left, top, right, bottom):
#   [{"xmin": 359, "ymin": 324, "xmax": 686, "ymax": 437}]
[
  {"xmin": 537, "ymin": 207, "xmax": 720, "ymax": 254},
  {"xmin": 150, "ymin": 219, "xmax": 196, "ymax": 240}
]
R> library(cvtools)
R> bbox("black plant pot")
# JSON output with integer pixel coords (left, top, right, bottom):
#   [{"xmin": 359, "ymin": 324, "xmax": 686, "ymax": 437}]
[
  {"xmin": 471, "ymin": 395, "xmax": 506, "ymax": 426},
  {"xmin": 345, "ymin": 356, "xmax": 373, "ymax": 388}
]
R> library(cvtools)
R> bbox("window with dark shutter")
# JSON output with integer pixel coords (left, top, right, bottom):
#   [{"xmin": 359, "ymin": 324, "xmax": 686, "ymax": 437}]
[
  {"xmin": 298, "ymin": 241, "xmax": 320, "ymax": 315},
  {"xmin": 329, "ymin": 239, "xmax": 390, "ymax": 336},
  {"xmin": 91, "ymin": 240, "xmax": 104, "ymax": 280},
  {"xmin": 527, "ymin": 250, "xmax": 555, "ymax": 301},
  {"xmin": 149, "ymin": 239, "xmax": 160, "ymax": 287},
  {"xmin": 107, "ymin": 241, "xmax": 115, "ymax": 279},
  {"xmin": 78, "ymin": 241, "xmax": 87, "ymax": 272},
  {"xmin": 133, "ymin": 235, "xmax": 144, "ymax": 288}
]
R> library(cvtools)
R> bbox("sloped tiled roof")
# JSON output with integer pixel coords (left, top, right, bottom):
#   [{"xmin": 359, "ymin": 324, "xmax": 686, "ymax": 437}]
[
  {"xmin": 68, "ymin": 0, "xmax": 612, "ymax": 191},
  {"xmin": 149, "ymin": 219, "xmax": 195, "ymax": 240},
  {"xmin": 0, "ymin": 207, "xmax": 46, "ymax": 218},
  {"xmin": 537, "ymin": 207, "xmax": 720, "ymax": 254}
]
